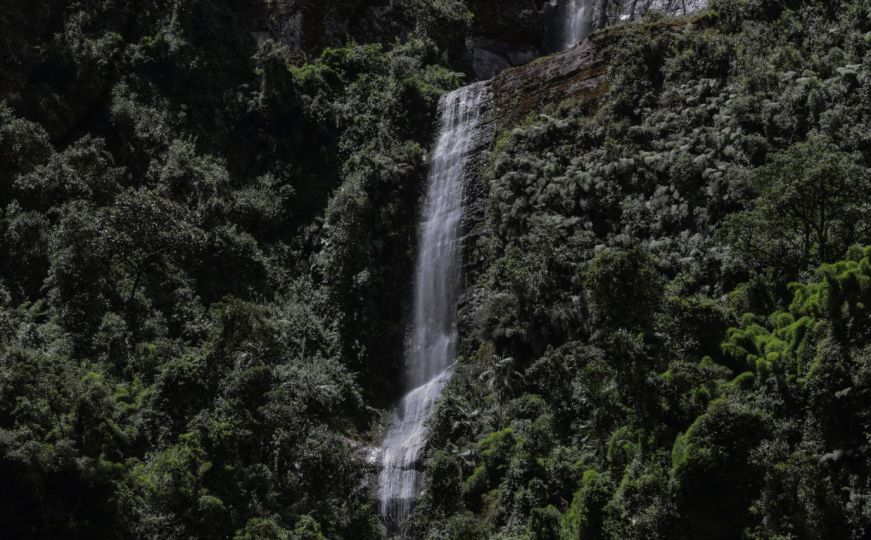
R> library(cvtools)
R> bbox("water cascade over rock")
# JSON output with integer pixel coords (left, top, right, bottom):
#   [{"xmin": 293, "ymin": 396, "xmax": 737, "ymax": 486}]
[
  {"xmin": 378, "ymin": 81, "xmax": 491, "ymax": 535},
  {"xmin": 376, "ymin": 0, "xmax": 610, "ymax": 532},
  {"xmin": 552, "ymin": 0, "xmax": 593, "ymax": 51}
]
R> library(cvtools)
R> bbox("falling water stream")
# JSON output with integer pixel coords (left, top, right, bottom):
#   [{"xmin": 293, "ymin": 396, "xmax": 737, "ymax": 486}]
[
  {"xmin": 377, "ymin": 2, "xmax": 592, "ymax": 534},
  {"xmin": 378, "ymin": 82, "xmax": 489, "ymax": 534},
  {"xmin": 556, "ymin": 0, "xmax": 592, "ymax": 51}
]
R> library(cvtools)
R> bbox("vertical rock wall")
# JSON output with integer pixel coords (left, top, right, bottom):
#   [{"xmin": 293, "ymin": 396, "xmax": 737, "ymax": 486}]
[
  {"xmin": 255, "ymin": 0, "xmax": 708, "ymax": 79},
  {"xmin": 465, "ymin": 0, "xmax": 709, "ymax": 79}
]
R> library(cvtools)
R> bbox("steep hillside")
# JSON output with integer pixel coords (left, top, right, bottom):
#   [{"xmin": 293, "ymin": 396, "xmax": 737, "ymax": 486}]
[
  {"xmin": 412, "ymin": 2, "xmax": 871, "ymax": 538},
  {"xmin": 2, "ymin": 0, "xmax": 871, "ymax": 539},
  {"xmin": 0, "ymin": 1, "xmax": 464, "ymax": 537}
]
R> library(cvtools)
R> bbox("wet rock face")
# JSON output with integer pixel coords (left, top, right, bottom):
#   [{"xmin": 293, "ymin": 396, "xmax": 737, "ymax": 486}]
[
  {"xmin": 469, "ymin": 0, "xmax": 545, "ymax": 46},
  {"xmin": 464, "ymin": 0, "xmax": 545, "ymax": 80},
  {"xmin": 541, "ymin": 0, "xmax": 595, "ymax": 53},
  {"xmin": 463, "ymin": 0, "xmax": 711, "ymax": 80},
  {"xmin": 257, "ymin": 0, "xmax": 709, "ymax": 78},
  {"xmin": 491, "ymin": 37, "xmax": 608, "ymax": 131},
  {"xmin": 596, "ymin": 0, "xmax": 709, "ymax": 26},
  {"xmin": 465, "ymin": 38, "xmax": 539, "ymax": 80}
]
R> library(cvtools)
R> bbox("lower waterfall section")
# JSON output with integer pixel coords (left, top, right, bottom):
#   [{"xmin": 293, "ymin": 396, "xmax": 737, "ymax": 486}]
[{"xmin": 378, "ymin": 81, "xmax": 490, "ymax": 534}]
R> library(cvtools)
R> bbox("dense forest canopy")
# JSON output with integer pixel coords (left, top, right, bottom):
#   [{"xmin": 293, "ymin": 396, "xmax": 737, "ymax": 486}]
[{"xmin": 2, "ymin": 0, "xmax": 871, "ymax": 539}]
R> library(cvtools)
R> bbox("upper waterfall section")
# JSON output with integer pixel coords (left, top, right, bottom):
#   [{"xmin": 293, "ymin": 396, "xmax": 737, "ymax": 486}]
[
  {"xmin": 248, "ymin": 0, "xmax": 708, "ymax": 82},
  {"xmin": 466, "ymin": 0, "xmax": 709, "ymax": 79}
]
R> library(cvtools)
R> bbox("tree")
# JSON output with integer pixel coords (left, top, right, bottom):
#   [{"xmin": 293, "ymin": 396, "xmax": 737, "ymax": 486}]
[
  {"xmin": 671, "ymin": 396, "xmax": 769, "ymax": 539},
  {"xmin": 583, "ymin": 246, "xmax": 663, "ymax": 332},
  {"xmin": 725, "ymin": 137, "xmax": 871, "ymax": 276},
  {"xmin": 0, "ymin": 103, "xmax": 52, "ymax": 206}
]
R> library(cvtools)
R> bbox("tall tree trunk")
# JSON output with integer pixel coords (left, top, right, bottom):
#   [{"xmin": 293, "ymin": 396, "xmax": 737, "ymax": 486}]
[{"xmin": 629, "ymin": 0, "xmax": 639, "ymax": 19}]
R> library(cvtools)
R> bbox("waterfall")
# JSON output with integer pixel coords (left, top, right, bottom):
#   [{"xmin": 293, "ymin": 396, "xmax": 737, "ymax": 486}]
[
  {"xmin": 542, "ymin": 0, "xmax": 593, "ymax": 52},
  {"xmin": 558, "ymin": 0, "xmax": 592, "ymax": 51},
  {"xmin": 378, "ymin": 81, "xmax": 490, "ymax": 534}
]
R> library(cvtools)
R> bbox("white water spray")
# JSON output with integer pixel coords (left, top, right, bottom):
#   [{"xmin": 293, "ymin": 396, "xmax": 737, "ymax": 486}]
[
  {"xmin": 558, "ymin": 0, "xmax": 592, "ymax": 51},
  {"xmin": 378, "ymin": 82, "xmax": 489, "ymax": 534}
]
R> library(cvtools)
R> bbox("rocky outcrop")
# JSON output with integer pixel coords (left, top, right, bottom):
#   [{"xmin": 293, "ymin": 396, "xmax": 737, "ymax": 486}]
[
  {"xmin": 466, "ymin": 0, "xmax": 709, "ymax": 79},
  {"xmin": 465, "ymin": 40, "xmax": 539, "ymax": 80},
  {"xmin": 254, "ymin": 0, "xmax": 709, "ymax": 78},
  {"xmin": 464, "ymin": 0, "xmax": 545, "ymax": 79},
  {"xmin": 458, "ymin": 10, "xmax": 711, "ymax": 294},
  {"xmin": 597, "ymin": 0, "xmax": 709, "ymax": 26},
  {"xmin": 490, "ymin": 36, "xmax": 607, "ymax": 131},
  {"xmin": 459, "ymin": 25, "xmax": 607, "ymax": 312}
]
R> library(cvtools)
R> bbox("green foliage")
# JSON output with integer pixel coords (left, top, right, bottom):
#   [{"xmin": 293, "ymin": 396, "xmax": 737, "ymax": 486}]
[
  {"xmin": 403, "ymin": 0, "xmax": 472, "ymax": 63},
  {"xmin": 724, "ymin": 137, "xmax": 871, "ymax": 277},
  {"xmin": 233, "ymin": 518, "xmax": 291, "ymax": 540},
  {"xmin": 671, "ymin": 396, "xmax": 769, "ymax": 539},
  {"xmin": 723, "ymin": 246, "xmax": 871, "ymax": 379},
  {"xmin": 562, "ymin": 469, "xmax": 613, "ymax": 540},
  {"xmin": 603, "ymin": 458, "xmax": 676, "ymax": 540},
  {"xmin": 463, "ymin": 428, "xmax": 516, "ymax": 507},
  {"xmin": 4, "ymin": 0, "xmax": 871, "ymax": 538},
  {"xmin": 583, "ymin": 246, "xmax": 663, "ymax": 331},
  {"xmin": 418, "ymin": 1, "xmax": 871, "ymax": 538},
  {"xmin": 0, "ymin": 0, "xmax": 464, "ymax": 536},
  {"xmin": 528, "ymin": 504, "xmax": 560, "ymax": 540}
]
